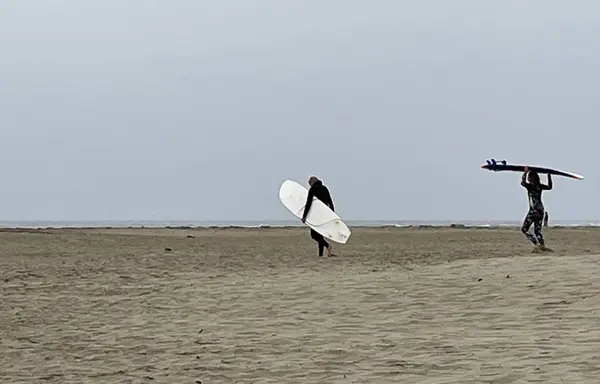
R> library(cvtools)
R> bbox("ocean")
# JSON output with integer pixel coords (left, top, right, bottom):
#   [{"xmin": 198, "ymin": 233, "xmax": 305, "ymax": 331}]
[{"xmin": 0, "ymin": 220, "xmax": 598, "ymax": 229}]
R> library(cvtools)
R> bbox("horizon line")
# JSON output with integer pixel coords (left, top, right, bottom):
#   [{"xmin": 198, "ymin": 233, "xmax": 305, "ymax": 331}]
[{"xmin": 0, "ymin": 219, "xmax": 599, "ymax": 223}]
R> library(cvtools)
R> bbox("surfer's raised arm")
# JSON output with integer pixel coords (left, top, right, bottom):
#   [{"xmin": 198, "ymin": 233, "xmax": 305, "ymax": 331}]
[
  {"xmin": 521, "ymin": 170, "xmax": 530, "ymax": 188},
  {"xmin": 542, "ymin": 174, "xmax": 553, "ymax": 190}
]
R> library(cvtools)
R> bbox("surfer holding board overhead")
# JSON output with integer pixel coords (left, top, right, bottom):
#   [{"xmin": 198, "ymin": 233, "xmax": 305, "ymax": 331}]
[
  {"xmin": 302, "ymin": 176, "xmax": 337, "ymax": 258},
  {"xmin": 481, "ymin": 158, "xmax": 583, "ymax": 252},
  {"xmin": 521, "ymin": 167, "xmax": 553, "ymax": 253}
]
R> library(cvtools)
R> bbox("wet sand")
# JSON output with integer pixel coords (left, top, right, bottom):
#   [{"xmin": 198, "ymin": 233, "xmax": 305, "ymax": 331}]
[{"xmin": 2, "ymin": 226, "xmax": 600, "ymax": 383}]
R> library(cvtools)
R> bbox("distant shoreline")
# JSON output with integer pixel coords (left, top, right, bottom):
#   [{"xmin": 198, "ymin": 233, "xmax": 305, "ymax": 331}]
[
  {"xmin": 1, "ymin": 219, "xmax": 600, "ymax": 230},
  {"xmin": 1, "ymin": 224, "xmax": 599, "ymax": 233}
]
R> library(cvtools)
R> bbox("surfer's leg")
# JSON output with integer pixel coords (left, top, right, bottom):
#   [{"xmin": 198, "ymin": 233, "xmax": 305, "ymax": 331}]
[
  {"xmin": 532, "ymin": 212, "xmax": 553, "ymax": 251},
  {"xmin": 521, "ymin": 212, "xmax": 538, "ymax": 245},
  {"xmin": 310, "ymin": 229, "xmax": 320, "ymax": 243},
  {"xmin": 533, "ymin": 215, "xmax": 545, "ymax": 246},
  {"xmin": 310, "ymin": 230, "xmax": 326, "ymax": 257},
  {"xmin": 321, "ymin": 238, "xmax": 331, "ymax": 256},
  {"xmin": 316, "ymin": 236, "xmax": 327, "ymax": 257}
]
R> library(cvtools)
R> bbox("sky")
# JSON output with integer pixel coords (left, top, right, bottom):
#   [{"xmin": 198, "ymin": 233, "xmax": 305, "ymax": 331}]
[{"xmin": 1, "ymin": 0, "xmax": 598, "ymax": 221}]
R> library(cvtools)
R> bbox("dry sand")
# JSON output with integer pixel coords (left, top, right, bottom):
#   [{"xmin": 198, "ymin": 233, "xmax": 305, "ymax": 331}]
[{"xmin": 2, "ymin": 226, "xmax": 600, "ymax": 383}]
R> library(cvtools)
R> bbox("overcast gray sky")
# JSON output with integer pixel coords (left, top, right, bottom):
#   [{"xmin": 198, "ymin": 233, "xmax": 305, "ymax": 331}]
[{"xmin": 1, "ymin": 0, "xmax": 598, "ymax": 222}]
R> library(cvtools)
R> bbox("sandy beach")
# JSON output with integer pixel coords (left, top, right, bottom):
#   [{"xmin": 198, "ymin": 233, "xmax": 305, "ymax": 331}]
[{"xmin": 2, "ymin": 226, "xmax": 600, "ymax": 383}]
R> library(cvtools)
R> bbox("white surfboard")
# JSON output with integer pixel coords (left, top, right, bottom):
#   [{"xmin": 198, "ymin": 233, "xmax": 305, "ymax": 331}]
[{"xmin": 278, "ymin": 179, "xmax": 351, "ymax": 244}]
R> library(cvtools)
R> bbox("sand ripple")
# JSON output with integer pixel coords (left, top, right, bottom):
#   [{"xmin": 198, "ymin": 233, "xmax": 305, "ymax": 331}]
[{"xmin": 2, "ymin": 228, "xmax": 600, "ymax": 383}]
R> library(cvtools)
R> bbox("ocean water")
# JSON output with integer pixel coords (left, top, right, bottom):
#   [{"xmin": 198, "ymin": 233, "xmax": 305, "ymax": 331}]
[{"xmin": 0, "ymin": 220, "xmax": 598, "ymax": 229}]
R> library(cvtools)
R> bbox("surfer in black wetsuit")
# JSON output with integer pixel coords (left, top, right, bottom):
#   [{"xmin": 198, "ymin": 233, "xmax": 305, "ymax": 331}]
[
  {"xmin": 302, "ymin": 176, "xmax": 336, "ymax": 258},
  {"xmin": 521, "ymin": 167, "xmax": 553, "ymax": 252}
]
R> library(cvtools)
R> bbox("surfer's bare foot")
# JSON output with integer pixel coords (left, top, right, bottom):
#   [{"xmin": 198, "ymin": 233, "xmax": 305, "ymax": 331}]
[
  {"xmin": 540, "ymin": 245, "xmax": 554, "ymax": 253},
  {"xmin": 326, "ymin": 246, "xmax": 337, "ymax": 257}
]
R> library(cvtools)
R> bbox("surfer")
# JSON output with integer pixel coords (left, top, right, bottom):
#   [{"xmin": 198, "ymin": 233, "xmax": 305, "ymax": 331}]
[
  {"xmin": 520, "ymin": 167, "xmax": 553, "ymax": 252},
  {"xmin": 302, "ymin": 176, "xmax": 336, "ymax": 258}
]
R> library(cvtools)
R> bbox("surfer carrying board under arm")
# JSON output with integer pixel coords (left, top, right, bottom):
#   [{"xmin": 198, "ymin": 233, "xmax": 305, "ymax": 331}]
[
  {"xmin": 302, "ymin": 176, "xmax": 337, "ymax": 258},
  {"xmin": 520, "ymin": 167, "xmax": 553, "ymax": 253}
]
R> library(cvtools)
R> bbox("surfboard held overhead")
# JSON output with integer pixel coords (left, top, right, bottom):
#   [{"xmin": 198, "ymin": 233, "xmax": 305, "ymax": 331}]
[{"xmin": 480, "ymin": 159, "xmax": 584, "ymax": 180}]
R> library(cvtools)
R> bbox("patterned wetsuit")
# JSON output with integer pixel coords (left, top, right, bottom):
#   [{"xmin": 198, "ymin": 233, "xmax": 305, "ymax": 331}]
[{"xmin": 521, "ymin": 173, "xmax": 552, "ymax": 246}]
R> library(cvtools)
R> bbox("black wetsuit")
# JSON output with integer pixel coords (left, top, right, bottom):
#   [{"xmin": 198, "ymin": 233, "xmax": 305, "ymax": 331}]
[
  {"xmin": 521, "ymin": 173, "xmax": 552, "ymax": 246},
  {"xmin": 302, "ymin": 180, "xmax": 335, "ymax": 256}
]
